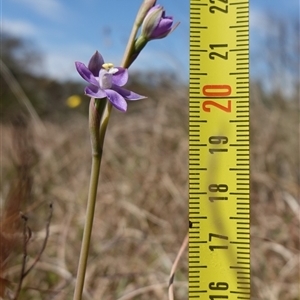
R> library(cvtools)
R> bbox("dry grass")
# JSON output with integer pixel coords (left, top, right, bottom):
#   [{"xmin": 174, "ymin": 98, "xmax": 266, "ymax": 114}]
[
  {"xmin": 1, "ymin": 83, "xmax": 299, "ymax": 299},
  {"xmin": 1, "ymin": 85, "xmax": 188, "ymax": 300},
  {"xmin": 250, "ymin": 88, "xmax": 299, "ymax": 300}
]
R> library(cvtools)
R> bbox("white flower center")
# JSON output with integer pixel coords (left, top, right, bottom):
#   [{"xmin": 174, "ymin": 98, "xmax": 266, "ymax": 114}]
[
  {"xmin": 99, "ymin": 63, "xmax": 118, "ymax": 90},
  {"xmin": 99, "ymin": 63, "xmax": 118, "ymax": 89}
]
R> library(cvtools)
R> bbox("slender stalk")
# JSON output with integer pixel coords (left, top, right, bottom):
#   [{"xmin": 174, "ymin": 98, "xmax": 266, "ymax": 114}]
[
  {"xmin": 0, "ymin": 59, "xmax": 45, "ymax": 132},
  {"xmin": 121, "ymin": 0, "xmax": 154, "ymax": 68},
  {"xmin": 99, "ymin": 102, "xmax": 112, "ymax": 146},
  {"xmin": 121, "ymin": 22, "xmax": 139, "ymax": 68},
  {"xmin": 73, "ymin": 99, "xmax": 106, "ymax": 300},
  {"xmin": 168, "ymin": 232, "xmax": 188, "ymax": 300},
  {"xmin": 73, "ymin": 153, "xmax": 101, "ymax": 300}
]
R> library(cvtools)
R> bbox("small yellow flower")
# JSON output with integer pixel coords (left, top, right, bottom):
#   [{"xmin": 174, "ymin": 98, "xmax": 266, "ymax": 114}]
[{"xmin": 67, "ymin": 95, "xmax": 81, "ymax": 108}]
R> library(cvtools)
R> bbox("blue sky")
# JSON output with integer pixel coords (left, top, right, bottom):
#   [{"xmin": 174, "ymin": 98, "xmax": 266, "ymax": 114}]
[{"xmin": 2, "ymin": 0, "xmax": 299, "ymax": 86}]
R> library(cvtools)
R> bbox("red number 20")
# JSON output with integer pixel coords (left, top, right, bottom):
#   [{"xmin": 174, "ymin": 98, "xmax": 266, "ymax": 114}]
[{"xmin": 202, "ymin": 100, "xmax": 231, "ymax": 112}]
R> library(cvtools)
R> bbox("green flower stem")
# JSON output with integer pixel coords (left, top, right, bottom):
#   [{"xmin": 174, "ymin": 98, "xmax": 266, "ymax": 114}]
[
  {"xmin": 121, "ymin": 0, "xmax": 153, "ymax": 68},
  {"xmin": 73, "ymin": 99, "xmax": 110, "ymax": 300},
  {"xmin": 135, "ymin": 36, "xmax": 148, "ymax": 51},
  {"xmin": 126, "ymin": 36, "xmax": 148, "ymax": 67},
  {"xmin": 73, "ymin": 152, "xmax": 101, "ymax": 300},
  {"xmin": 99, "ymin": 102, "xmax": 112, "ymax": 146},
  {"xmin": 121, "ymin": 22, "xmax": 139, "ymax": 68}
]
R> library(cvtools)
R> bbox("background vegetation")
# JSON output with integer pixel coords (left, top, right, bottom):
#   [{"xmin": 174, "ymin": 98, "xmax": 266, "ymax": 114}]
[{"xmin": 1, "ymin": 16, "xmax": 299, "ymax": 300}]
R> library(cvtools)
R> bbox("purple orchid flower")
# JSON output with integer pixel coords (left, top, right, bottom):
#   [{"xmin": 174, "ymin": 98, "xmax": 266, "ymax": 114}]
[
  {"xmin": 75, "ymin": 51, "xmax": 145, "ymax": 112},
  {"xmin": 141, "ymin": 4, "xmax": 179, "ymax": 40}
]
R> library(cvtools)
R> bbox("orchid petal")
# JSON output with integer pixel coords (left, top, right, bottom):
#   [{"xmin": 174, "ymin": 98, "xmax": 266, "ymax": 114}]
[
  {"xmin": 105, "ymin": 89, "xmax": 128, "ymax": 112},
  {"xmin": 112, "ymin": 68, "xmax": 128, "ymax": 86},
  {"xmin": 113, "ymin": 85, "xmax": 146, "ymax": 101},
  {"xmin": 152, "ymin": 17, "xmax": 173, "ymax": 37},
  {"xmin": 88, "ymin": 51, "xmax": 104, "ymax": 76},
  {"xmin": 142, "ymin": 6, "xmax": 163, "ymax": 38},
  {"xmin": 85, "ymin": 84, "xmax": 107, "ymax": 98},
  {"xmin": 145, "ymin": 5, "xmax": 163, "ymax": 20},
  {"xmin": 75, "ymin": 62, "xmax": 99, "ymax": 86}
]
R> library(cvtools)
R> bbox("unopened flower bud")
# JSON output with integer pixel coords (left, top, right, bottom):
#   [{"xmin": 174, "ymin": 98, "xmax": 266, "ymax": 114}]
[{"xmin": 141, "ymin": 4, "xmax": 179, "ymax": 40}]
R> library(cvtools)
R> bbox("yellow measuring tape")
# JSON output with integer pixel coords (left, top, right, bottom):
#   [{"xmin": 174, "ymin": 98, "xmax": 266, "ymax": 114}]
[{"xmin": 189, "ymin": 0, "xmax": 250, "ymax": 299}]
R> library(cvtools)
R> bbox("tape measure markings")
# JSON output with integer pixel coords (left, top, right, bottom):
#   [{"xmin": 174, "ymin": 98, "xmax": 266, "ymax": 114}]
[{"xmin": 189, "ymin": 0, "xmax": 250, "ymax": 299}]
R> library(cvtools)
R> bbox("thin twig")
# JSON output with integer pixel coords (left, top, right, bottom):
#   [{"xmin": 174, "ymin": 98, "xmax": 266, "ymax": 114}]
[
  {"xmin": 23, "ymin": 203, "xmax": 53, "ymax": 276},
  {"xmin": 13, "ymin": 204, "xmax": 52, "ymax": 299},
  {"xmin": 13, "ymin": 214, "xmax": 30, "ymax": 300},
  {"xmin": 168, "ymin": 231, "xmax": 188, "ymax": 300},
  {"xmin": 117, "ymin": 281, "xmax": 187, "ymax": 300},
  {"xmin": 118, "ymin": 282, "xmax": 168, "ymax": 300},
  {"xmin": 0, "ymin": 59, "xmax": 45, "ymax": 133}
]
